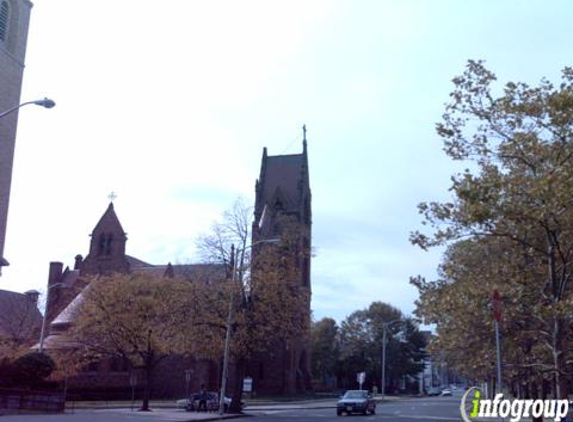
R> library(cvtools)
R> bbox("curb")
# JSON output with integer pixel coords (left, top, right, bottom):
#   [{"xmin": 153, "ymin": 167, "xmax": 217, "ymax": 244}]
[
  {"xmin": 247, "ymin": 406, "xmax": 334, "ymax": 411},
  {"xmin": 182, "ymin": 414, "xmax": 251, "ymax": 421}
]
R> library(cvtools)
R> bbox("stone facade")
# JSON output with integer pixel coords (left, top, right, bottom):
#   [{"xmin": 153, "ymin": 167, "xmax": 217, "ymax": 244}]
[
  {"xmin": 248, "ymin": 137, "xmax": 313, "ymax": 394},
  {"xmin": 0, "ymin": 0, "xmax": 33, "ymax": 272}
]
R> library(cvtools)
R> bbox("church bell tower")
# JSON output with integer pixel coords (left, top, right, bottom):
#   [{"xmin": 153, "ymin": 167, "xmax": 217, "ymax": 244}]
[
  {"xmin": 80, "ymin": 202, "xmax": 130, "ymax": 275},
  {"xmin": 250, "ymin": 126, "xmax": 312, "ymax": 394}
]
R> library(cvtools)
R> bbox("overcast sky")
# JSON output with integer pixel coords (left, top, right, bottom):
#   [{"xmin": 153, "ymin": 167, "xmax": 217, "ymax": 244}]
[{"xmin": 3, "ymin": 0, "xmax": 572, "ymax": 323}]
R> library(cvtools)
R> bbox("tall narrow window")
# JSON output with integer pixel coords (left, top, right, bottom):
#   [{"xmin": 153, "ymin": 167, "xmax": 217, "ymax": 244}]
[
  {"xmin": 104, "ymin": 235, "xmax": 113, "ymax": 255},
  {"xmin": 0, "ymin": 1, "xmax": 9, "ymax": 43},
  {"xmin": 98, "ymin": 234, "xmax": 106, "ymax": 256}
]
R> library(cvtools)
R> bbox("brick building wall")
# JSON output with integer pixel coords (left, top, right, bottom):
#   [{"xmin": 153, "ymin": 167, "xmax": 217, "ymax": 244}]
[{"xmin": 0, "ymin": 0, "xmax": 33, "ymax": 272}]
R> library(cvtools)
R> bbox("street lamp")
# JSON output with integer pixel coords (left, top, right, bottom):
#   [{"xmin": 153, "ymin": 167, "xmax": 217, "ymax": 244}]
[
  {"xmin": 381, "ymin": 319, "xmax": 404, "ymax": 400},
  {"xmin": 0, "ymin": 97, "xmax": 55, "ymax": 273},
  {"xmin": 0, "ymin": 97, "xmax": 56, "ymax": 119},
  {"xmin": 38, "ymin": 282, "xmax": 63, "ymax": 353},
  {"xmin": 218, "ymin": 238, "xmax": 280, "ymax": 415}
]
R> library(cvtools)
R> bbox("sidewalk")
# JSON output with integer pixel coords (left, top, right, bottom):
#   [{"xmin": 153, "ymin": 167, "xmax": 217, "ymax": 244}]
[{"xmin": 0, "ymin": 408, "xmax": 247, "ymax": 422}]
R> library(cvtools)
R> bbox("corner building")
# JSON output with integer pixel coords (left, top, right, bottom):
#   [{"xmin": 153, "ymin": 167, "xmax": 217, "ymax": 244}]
[{"xmin": 0, "ymin": 0, "xmax": 33, "ymax": 272}]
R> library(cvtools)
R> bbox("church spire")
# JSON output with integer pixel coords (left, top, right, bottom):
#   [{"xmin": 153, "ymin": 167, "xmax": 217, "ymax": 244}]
[
  {"xmin": 80, "ymin": 202, "xmax": 130, "ymax": 275},
  {"xmin": 302, "ymin": 124, "xmax": 307, "ymax": 155}
]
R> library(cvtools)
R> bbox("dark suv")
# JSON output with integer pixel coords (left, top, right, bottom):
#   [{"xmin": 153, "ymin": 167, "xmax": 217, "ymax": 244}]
[{"xmin": 336, "ymin": 390, "xmax": 376, "ymax": 416}]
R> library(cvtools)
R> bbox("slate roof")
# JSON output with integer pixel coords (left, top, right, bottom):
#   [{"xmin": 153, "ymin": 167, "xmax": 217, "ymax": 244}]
[
  {"xmin": 91, "ymin": 202, "xmax": 126, "ymax": 236},
  {"xmin": 126, "ymin": 255, "xmax": 152, "ymax": 268},
  {"xmin": 261, "ymin": 153, "xmax": 306, "ymax": 209},
  {"xmin": 47, "ymin": 262, "xmax": 227, "ymax": 336},
  {"xmin": 133, "ymin": 263, "xmax": 227, "ymax": 281},
  {"xmin": 50, "ymin": 288, "xmax": 88, "ymax": 326}
]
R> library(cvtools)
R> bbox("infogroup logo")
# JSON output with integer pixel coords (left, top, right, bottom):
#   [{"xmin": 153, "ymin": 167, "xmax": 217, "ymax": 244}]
[{"xmin": 460, "ymin": 387, "xmax": 570, "ymax": 422}]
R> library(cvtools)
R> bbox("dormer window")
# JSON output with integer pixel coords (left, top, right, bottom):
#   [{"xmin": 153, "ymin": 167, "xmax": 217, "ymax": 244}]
[{"xmin": 0, "ymin": 1, "xmax": 9, "ymax": 43}]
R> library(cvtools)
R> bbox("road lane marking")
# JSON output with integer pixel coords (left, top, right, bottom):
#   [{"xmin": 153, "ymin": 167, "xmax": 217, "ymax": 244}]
[{"xmin": 378, "ymin": 413, "xmax": 461, "ymax": 420}]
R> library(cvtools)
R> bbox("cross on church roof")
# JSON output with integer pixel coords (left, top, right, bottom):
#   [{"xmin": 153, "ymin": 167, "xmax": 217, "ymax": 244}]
[{"xmin": 108, "ymin": 191, "xmax": 117, "ymax": 202}]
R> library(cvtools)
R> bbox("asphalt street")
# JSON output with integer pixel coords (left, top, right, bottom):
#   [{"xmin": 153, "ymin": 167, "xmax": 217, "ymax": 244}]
[
  {"xmin": 249, "ymin": 395, "xmax": 463, "ymax": 421},
  {"xmin": 0, "ymin": 395, "xmax": 463, "ymax": 421}
]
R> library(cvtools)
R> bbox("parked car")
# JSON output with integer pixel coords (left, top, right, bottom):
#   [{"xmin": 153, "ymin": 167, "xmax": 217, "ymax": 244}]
[
  {"xmin": 176, "ymin": 392, "xmax": 236, "ymax": 412},
  {"xmin": 426, "ymin": 387, "xmax": 442, "ymax": 396},
  {"xmin": 441, "ymin": 388, "xmax": 452, "ymax": 396},
  {"xmin": 336, "ymin": 390, "xmax": 376, "ymax": 416}
]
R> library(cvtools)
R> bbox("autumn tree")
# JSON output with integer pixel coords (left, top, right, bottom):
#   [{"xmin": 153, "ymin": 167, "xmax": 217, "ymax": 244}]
[
  {"xmin": 0, "ymin": 292, "xmax": 42, "ymax": 361},
  {"xmin": 411, "ymin": 60, "xmax": 573, "ymax": 399},
  {"xmin": 411, "ymin": 237, "xmax": 550, "ymax": 397},
  {"xmin": 311, "ymin": 318, "xmax": 340, "ymax": 386},
  {"xmin": 64, "ymin": 273, "xmax": 192, "ymax": 411},
  {"xmin": 194, "ymin": 205, "xmax": 310, "ymax": 412},
  {"xmin": 338, "ymin": 302, "xmax": 426, "ymax": 393}
]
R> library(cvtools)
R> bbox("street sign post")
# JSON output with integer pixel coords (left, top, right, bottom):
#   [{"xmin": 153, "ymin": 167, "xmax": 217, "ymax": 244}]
[
  {"xmin": 185, "ymin": 369, "xmax": 192, "ymax": 398},
  {"xmin": 492, "ymin": 289, "xmax": 503, "ymax": 398},
  {"xmin": 243, "ymin": 377, "xmax": 253, "ymax": 393},
  {"xmin": 357, "ymin": 372, "xmax": 366, "ymax": 390},
  {"xmin": 129, "ymin": 372, "xmax": 137, "ymax": 411}
]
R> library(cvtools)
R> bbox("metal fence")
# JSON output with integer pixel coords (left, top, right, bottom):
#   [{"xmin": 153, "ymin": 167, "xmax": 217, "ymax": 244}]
[{"xmin": 0, "ymin": 388, "xmax": 65, "ymax": 413}]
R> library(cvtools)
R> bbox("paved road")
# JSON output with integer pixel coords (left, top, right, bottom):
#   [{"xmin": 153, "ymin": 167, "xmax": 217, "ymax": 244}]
[
  {"xmin": 248, "ymin": 395, "xmax": 463, "ymax": 421},
  {"xmin": 0, "ymin": 395, "xmax": 463, "ymax": 422}
]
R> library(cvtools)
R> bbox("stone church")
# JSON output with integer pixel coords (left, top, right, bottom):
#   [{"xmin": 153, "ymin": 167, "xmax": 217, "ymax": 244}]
[{"xmin": 42, "ymin": 139, "xmax": 312, "ymax": 398}]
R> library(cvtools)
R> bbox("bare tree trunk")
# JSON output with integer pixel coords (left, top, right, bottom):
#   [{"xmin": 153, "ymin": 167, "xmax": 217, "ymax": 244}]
[
  {"xmin": 531, "ymin": 381, "xmax": 543, "ymax": 422},
  {"xmin": 229, "ymin": 357, "xmax": 246, "ymax": 413},
  {"xmin": 140, "ymin": 366, "xmax": 152, "ymax": 411},
  {"xmin": 553, "ymin": 318, "xmax": 569, "ymax": 400}
]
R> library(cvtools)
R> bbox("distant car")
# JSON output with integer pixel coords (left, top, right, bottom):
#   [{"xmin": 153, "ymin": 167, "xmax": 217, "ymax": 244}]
[
  {"xmin": 176, "ymin": 392, "xmax": 236, "ymax": 412},
  {"xmin": 336, "ymin": 390, "xmax": 376, "ymax": 416},
  {"xmin": 426, "ymin": 387, "xmax": 441, "ymax": 396},
  {"xmin": 441, "ymin": 388, "xmax": 452, "ymax": 396}
]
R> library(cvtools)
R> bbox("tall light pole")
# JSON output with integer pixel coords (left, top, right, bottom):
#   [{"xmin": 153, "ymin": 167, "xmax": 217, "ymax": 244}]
[
  {"xmin": 381, "ymin": 319, "xmax": 404, "ymax": 400},
  {"xmin": 38, "ymin": 281, "xmax": 63, "ymax": 353},
  {"xmin": 218, "ymin": 238, "xmax": 279, "ymax": 415},
  {"xmin": 0, "ymin": 97, "xmax": 55, "ymax": 273}
]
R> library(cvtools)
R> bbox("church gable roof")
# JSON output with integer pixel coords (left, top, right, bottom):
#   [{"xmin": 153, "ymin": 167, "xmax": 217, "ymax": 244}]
[{"xmin": 91, "ymin": 202, "xmax": 126, "ymax": 237}]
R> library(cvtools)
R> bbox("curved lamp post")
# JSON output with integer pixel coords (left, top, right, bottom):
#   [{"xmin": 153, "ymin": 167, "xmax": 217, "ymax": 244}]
[
  {"xmin": 218, "ymin": 238, "xmax": 280, "ymax": 415},
  {"xmin": 0, "ymin": 97, "xmax": 55, "ymax": 271},
  {"xmin": 0, "ymin": 97, "xmax": 55, "ymax": 119}
]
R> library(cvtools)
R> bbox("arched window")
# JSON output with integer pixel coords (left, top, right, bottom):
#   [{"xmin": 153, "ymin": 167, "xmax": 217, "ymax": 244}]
[
  {"xmin": 104, "ymin": 234, "xmax": 113, "ymax": 255},
  {"xmin": 97, "ymin": 234, "xmax": 106, "ymax": 256},
  {"xmin": 0, "ymin": 1, "xmax": 9, "ymax": 43}
]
